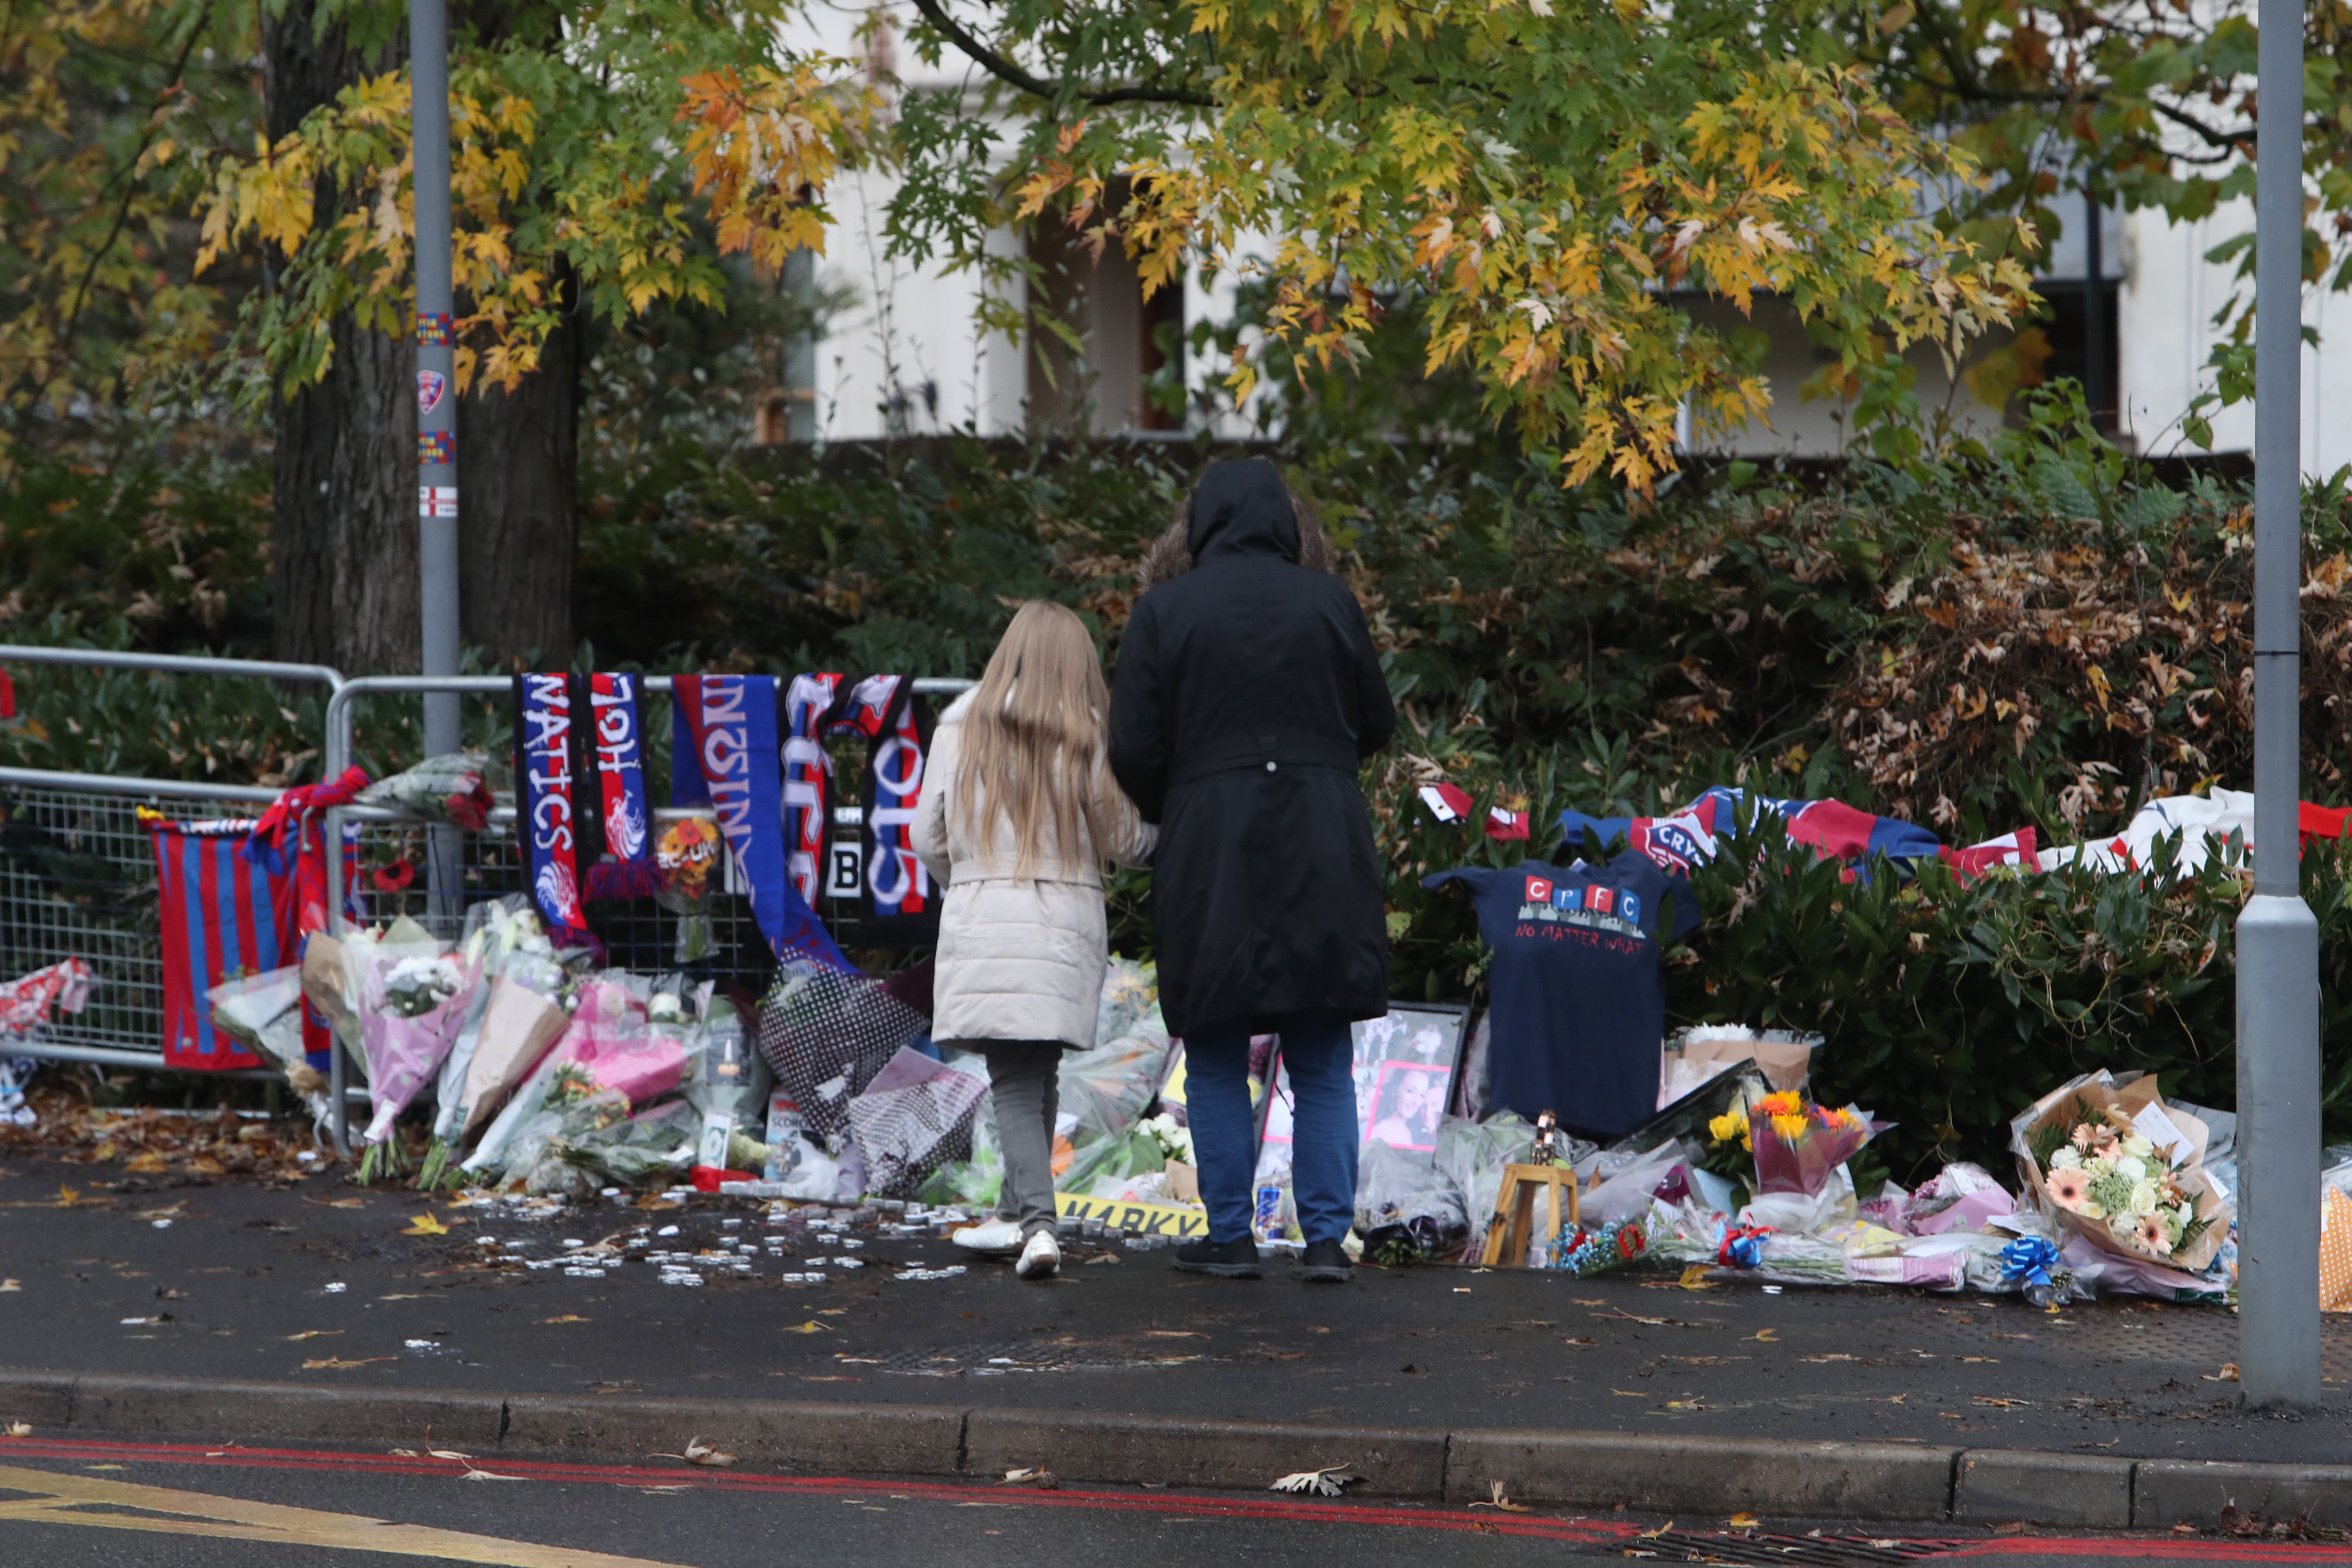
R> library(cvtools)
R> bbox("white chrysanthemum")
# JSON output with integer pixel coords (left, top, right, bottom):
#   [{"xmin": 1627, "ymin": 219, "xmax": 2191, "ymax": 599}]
[
  {"xmin": 2114, "ymin": 1155, "xmax": 2148, "ymax": 1182},
  {"xmin": 2122, "ymin": 1133, "xmax": 2155, "ymax": 1159},
  {"xmin": 2049, "ymin": 1147, "xmax": 2083, "ymax": 1171}
]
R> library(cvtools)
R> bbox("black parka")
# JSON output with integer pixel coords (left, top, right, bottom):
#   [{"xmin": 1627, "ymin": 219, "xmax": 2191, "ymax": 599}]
[{"xmin": 1108, "ymin": 460, "xmax": 1397, "ymax": 1038}]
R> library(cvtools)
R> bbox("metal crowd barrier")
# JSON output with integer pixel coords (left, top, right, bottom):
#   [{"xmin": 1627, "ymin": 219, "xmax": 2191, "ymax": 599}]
[
  {"xmin": 0, "ymin": 647, "xmax": 343, "ymax": 1082},
  {"xmin": 2, "ymin": 656, "xmax": 975, "ymax": 1151}
]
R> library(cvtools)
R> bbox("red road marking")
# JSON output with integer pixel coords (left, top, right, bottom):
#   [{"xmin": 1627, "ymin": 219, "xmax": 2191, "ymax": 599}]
[
  {"xmin": 6, "ymin": 1437, "xmax": 2352, "ymax": 1561},
  {"xmin": 0, "ymin": 1437, "xmax": 1632, "ymax": 1543}
]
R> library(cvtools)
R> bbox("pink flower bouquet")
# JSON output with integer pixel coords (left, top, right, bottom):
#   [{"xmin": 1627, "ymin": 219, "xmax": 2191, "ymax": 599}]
[
  {"xmin": 1745, "ymin": 1091, "xmax": 1890, "ymax": 1196},
  {"xmin": 357, "ymin": 952, "xmax": 481, "ymax": 1147}
]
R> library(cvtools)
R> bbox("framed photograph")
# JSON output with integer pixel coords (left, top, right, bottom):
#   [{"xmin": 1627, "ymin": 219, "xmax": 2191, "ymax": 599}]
[
  {"xmin": 1250, "ymin": 1004, "xmax": 1469, "ymax": 1178},
  {"xmin": 1350, "ymin": 1004, "xmax": 1467, "ymax": 1161},
  {"xmin": 1364, "ymin": 1060, "xmax": 1451, "ymax": 1153}
]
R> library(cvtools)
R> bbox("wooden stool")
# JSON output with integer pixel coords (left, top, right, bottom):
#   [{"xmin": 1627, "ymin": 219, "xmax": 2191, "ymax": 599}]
[{"xmin": 1480, "ymin": 1163, "xmax": 1581, "ymax": 1267}]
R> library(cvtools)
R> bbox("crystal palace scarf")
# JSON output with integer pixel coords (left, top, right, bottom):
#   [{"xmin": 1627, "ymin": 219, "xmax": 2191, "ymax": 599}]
[
  {"xmin": 672, "ymin": 674, "xmax": 848, "ymax": 972},
  {"xmin": 821, "ymin": 674, "xmax": 935, "ymax": 931},
  {"xmin": 512, "ymin": 672, "xmax": 598, "ymax": 949},
  {"xmin": 781, "ymin": 672, "xmax": 841, "ymax": 909},
  {"xmin": 582, "ymin": 673, "xmax": 662, "ymax": 901}
]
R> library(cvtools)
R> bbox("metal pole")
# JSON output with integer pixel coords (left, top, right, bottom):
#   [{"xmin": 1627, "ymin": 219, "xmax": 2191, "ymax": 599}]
[
  {"xmin": 411, "ymin": 0, "xmax": 463, "ymax": 930},
  {"xmin": 2083, "ymin": 185, "xmax": 2106, "ymax": 429},
  {"xmin": 2236, "ymin": 0, "xmax": 2322, "ymax": 1410}
]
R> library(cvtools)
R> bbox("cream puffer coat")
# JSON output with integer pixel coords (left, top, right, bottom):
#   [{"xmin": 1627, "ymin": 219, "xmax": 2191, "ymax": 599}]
[{"xmin": 912, "ymin": 690, "xmax": 1158, "ymax": 1048}]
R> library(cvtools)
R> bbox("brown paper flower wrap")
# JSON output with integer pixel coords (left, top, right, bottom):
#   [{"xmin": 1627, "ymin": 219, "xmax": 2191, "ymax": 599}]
[{"xmin": 2010, "ymin": 1070, "xmax": 2231, "ymax": 1272}]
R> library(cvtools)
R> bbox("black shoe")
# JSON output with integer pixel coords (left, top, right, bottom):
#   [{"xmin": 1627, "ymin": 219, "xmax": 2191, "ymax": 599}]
[
  {"xmin": 1300, "ymin": 1239, "xmax": 1352, "ymax": 1283},
  {"xmin": 1173, "ymin": 1236, "xmax": 1262, "ymax": 1278}
]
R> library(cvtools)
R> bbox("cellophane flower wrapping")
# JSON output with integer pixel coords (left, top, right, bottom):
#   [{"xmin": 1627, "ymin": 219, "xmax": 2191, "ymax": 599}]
[
  {"xmin": 355, "ymin": 750, "xmax": 499, "ymax": 830},
  {"xmin": 432, "ymin": 898, "xmax": 558, "ymax": 1143},
  {"xmin": 563, "ymin": 977, "xmax": 686, "ymax": 1107},
  {"xmin": 1748, "ymin": 1091, "xmax": 1888, "ymax": 1196},
  {"xmin": 2010, "ymin": 1070, "xmax": 2232, "ymax": 1273},
  {"xmin": 357, "ymin": 951, "xmax": 481, "ymax": 1145}
]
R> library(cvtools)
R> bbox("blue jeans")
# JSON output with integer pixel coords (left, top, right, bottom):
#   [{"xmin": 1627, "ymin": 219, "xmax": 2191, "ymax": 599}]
[{"xmin": 1185, "ymin": 1020, "xmax": 1357, "ymax": 1246}]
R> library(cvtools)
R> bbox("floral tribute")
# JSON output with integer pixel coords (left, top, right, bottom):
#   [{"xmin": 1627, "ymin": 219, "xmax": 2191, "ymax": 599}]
[
  {"xmin": 2011, "ymin": 1070, "xmax": 2232, "ymax": 1272},
  {"xmin": 1713, "ymin": 1090, "xmax": 1888, "ymax": 1196}
]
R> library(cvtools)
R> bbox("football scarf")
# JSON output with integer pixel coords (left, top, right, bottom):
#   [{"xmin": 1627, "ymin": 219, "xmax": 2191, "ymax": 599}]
[
  {"xmin": 583, "ymin": 672, "xmax": 663, "ymax": 901},
  {"xmin": 820, "ymin": 674, "xmax": 935, "ymax": 931},
  {"xmin": 781, "ymin": 672, "xmax": 842, "ymax": 909},
  {"xmin": 672, "ymin": 674, "xmax": 850, "ymax": 973},
  {"xmin": 242, "ymin": 765, "xmax": 367, "ymax": 1068},
  {"xmin": 513, "ymin": 672, "xmax": 599, "ymax": 950}
]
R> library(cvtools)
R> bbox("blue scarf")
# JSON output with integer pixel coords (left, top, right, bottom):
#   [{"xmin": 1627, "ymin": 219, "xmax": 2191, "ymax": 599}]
[
  {"xmin": 672, "ymin": 674, "xmax": 850, "ymax": 973},
  {"xmin": 512, "ymin": 672, "xmax": 598, "ymax": 951}
]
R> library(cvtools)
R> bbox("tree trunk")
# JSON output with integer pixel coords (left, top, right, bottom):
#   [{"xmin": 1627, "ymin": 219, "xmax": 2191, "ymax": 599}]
[
  {"xmin": 267, "ymin": 0, "xmax": 581, "ymax": 678},
  {"xmin": 455, "ymin": 261, "xmax": 581, "ymax": 669},
  {"xmin": 263, "ymin": 0, "xmax": 417, "ymax": 677}
]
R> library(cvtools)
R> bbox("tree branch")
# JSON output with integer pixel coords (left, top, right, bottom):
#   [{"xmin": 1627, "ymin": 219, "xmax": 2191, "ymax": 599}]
[{"xmin": 904, "ymin": 0, "xmax": 1215, "ymax": 108}]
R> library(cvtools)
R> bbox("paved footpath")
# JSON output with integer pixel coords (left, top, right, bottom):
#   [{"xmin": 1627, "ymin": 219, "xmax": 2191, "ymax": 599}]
[{"xmin": 5, "ymin": 1152, "xmax": 2351, "ymax": 1540}]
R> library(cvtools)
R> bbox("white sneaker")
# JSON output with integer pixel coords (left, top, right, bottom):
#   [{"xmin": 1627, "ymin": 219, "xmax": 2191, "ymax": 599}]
[
  {"xmin": 952, "ymin": 1219, "xmax": 1024, "ymax": 1254},
  {"xmin": 1015, "ymin": 1230, "xmax": 1060, "ymax": 1281}
]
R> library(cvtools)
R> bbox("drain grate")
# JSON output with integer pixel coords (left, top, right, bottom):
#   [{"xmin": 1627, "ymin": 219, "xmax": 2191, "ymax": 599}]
[
  {"xmin": 837, "ymin": 1339, "xmax": 1208, "ymax": 1376},
  {"xmin": 1630, "ymin": 1531, "xmax": 1970, "ymax": 1565}
]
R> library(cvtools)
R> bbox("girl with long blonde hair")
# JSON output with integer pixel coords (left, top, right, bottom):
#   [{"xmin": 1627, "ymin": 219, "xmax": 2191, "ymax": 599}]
[{"xmin": 912, "ymin": 600, "xmax": 1156, "ymax": 1279}]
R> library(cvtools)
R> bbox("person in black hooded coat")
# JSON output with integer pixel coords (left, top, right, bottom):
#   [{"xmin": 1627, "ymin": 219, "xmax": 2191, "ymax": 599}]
[{"xmin": 1109, "ymin": 458, "xmax": 1395, "ymax": 1282}]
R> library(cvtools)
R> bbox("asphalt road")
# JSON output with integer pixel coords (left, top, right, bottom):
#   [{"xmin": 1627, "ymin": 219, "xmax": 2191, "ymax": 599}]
[
  {"xmin": 6, "ymin": 1155, "xmax": 2347, "ymax": 1464},
  {"xmin": 0, "ymin": 1436, "xmax": 2345, "ymax": 1568}
]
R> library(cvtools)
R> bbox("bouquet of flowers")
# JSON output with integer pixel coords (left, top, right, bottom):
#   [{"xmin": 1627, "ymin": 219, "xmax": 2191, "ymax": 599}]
[
  {"xmin": 356, "ymin": 751, "xmax": 499, "ymax": 831},
  {"xmin": 1747, "ymin": 1091, "xmax": 1888, "ymax": 1196},
  {"xmin": 1545, "ymin": 1215, "xmax": 1649, "ymax": 1276},
  {"xmin": 2012, "ymin": 1070, "xmax": 2231, "ymax": 1271},
  {"xmin": 655, "ymin": 816, "xmax": 722, "ymax": 963},
  {"xmin": 354, "ymin": 949, "xmax": 481, "ymax": 1179}
]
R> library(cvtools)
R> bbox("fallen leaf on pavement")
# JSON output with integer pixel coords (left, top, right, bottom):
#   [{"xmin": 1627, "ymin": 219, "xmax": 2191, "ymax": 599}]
[
  {"xmin": 1676, "ymin": 1267, "xmax": 1716, "ymax": 1290},
  {"xmin": 302, "ymin": 1357, "xmax": 395, "ymax": 1370},
  {"xmin": 1664, "ymin": 1400, "xmax": 1706, "ymax": 1412},
  {"xmin": 815, "ymin": 1308, "xmax": 848, "ymax": 1317},
  {"xmin": 1572, "ymin": 1298, "xmax": 1605, "ymax": 1306},
  {"xmin": 1560, "ymin": 1336, "xmax": 1596, "ymax": 1346},
  {"xmin": 0, "ymin": 1279, "xmax": 18, "ymax": 1293},
  {"xmin": 782, "ymin": 1320, "xmax": 833, "ymax": 1334},
  {"xmin": 123, "ymin": 1152, "xmax": 168, "ymax": 1174},
  {"xmin": 1973, "ymin": 1396, "xmax": 2033, "ymax": 1408},
  {"xmin": 389, "ymin": 1449, "xmax": 421, "ymax": 1457},
  {"xmin": 1801, "ymin": 1354, "xmax": 1858, "ymax": 1363},
  {"xmin": 1746, "ymin": 1329, "xmax": 1780, "ymax": 1343},
  {"xmin": 401, "ymin": 1213, "xmax": 449, "ymax": 1237},
  {"xmin": 1468, "ymin": 1481, "xmax": 1529, "ymax": 1512},
  {"xmin": 460, "ymin": 1468, "xmax": 527, "ymax": 1482},
  {"xmin": 1269, "ymin": 1465, "xmax": 1358, "ymax": 1497},
  {"xmin": 1729, "ymin": 1512, "xmax": 1759, "ymax": 1530},
  {"xmin": 305, "ymin": 1197, "xmax": 367, "ymax": 1209},
  {"xmin": 681, "ymin": 1438, "xmax": 737, "ymax": 1468},
  {"xmin": 542, "ymin": 1315, "xmax": 590, "ymax": 1325},
  {"xmin": 55, "ymin": 1187, "xmax": 89, "ymax": 1207},
  {"xmin": 1594, "ymin": 1309, "xmax": 1672, "ymax": 1325},
  {"xmin": 1002, "ymin": 1468, "xmax": 1059, "ymax": 1487},
  {"xmin": 1636, "ymin": 1520, "xmax": 1675, "ymax": 1539},
  {"xmin": 284, "ymin": 1330, "xmax": 342, "ymax": 1341},
  {"xmin": 5, "ymin": 1421, "xmax": 30, "ymax": 1437},
  {"xmin": 2203, "ymin": 1363, "xmax": 2240, "ymax": 1383}
]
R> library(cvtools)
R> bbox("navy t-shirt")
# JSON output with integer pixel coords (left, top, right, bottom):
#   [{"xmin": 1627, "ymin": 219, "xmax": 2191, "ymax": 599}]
[{"xmin": 1424, "ymin": 852, "xmax": 1700, "ymax": 1139}]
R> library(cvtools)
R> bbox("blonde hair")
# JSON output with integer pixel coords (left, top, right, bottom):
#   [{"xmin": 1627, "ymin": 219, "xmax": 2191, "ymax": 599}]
[{"xmin": 956, "ymin": 600, "xmax": 1118, "ymax": 875}]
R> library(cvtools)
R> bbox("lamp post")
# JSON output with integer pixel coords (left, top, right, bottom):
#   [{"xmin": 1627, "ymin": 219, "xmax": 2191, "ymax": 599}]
[
  {"xmin": 411, "ymin": 0, "xmax": 462, "ymax": 923},
  {"xmin": 2236, "ymin": 0, "xmax": 2322, "ymax": 1410}
]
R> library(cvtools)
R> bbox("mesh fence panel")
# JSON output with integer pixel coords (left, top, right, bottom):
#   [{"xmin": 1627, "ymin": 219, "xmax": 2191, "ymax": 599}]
[{"xmin": 0, "ymin": 786, "xmax": 266, "ymax": 1056}]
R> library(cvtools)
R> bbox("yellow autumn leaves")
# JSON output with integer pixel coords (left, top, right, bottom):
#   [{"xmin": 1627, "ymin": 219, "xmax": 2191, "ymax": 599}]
[{"xmin": 148, "ymin": 19, "xmax": 873, "ymax": 400}]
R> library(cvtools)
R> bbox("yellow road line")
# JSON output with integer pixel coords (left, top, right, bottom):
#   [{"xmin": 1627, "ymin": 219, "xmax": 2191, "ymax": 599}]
[{"xmin": 0, "ymin": 1463, "xmax": 696, "ymax": 1567}]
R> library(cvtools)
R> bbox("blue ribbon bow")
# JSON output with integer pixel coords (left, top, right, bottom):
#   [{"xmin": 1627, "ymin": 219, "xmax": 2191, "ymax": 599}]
[{"xmin": 2000, "ymin": 1236, "xmax": 2060, "ymax": 1288}]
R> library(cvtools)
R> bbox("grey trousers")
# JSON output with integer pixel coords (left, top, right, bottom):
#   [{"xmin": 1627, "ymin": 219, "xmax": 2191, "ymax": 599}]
[{"xmin": 952, "ymin": 1039, "xmax": 1061, "ymax": 1237}]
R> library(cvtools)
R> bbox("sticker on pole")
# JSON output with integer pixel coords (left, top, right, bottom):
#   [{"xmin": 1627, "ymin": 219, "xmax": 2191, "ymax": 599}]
[
  {"xmin": 417, "ymin": 485, "xmax": 457, "ymax": 519},
  {"xmin": 417, "ymin": 370, "xmax": 446, "ymax": 416}
]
